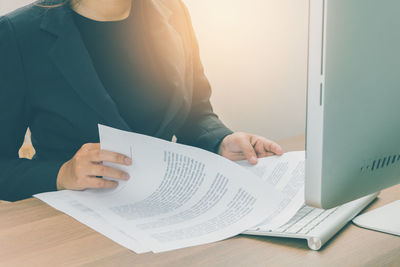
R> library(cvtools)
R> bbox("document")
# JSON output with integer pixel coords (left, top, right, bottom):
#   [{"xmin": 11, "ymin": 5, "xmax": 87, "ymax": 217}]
[
  {"xmin": 238, "ymin": 151, "xmax": 305, "ymax": 231},
  {"xmin": 35, "ymin": 125, "xmax": 305, "ymax": 253},
  {"xmin": 37, "ymin": 125, "xmax": 285, "ymax": 253},
  {"xmin": 35, "ymin": 190, "xmax": 150, "ymax": 253}
]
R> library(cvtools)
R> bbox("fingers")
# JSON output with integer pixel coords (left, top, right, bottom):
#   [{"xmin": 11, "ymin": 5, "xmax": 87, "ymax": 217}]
[
  {"xmin": 219, "ymin": 133, "xmax": 284, "ymax": 164},
  {"xmin": 253, "ymin": 137, "xmax": 283, "ymax": 157},
  {"xmin": 58, "ymin": 143, "xmax": 133, "ymax": 191},
  {"xmin": 79, "ymin": 143, "xmax": 132, "ymax": 165},
  {"xmin": 80, "ymin": 143, "xmax": 100, "ymax": 152},
  {"xmin": 85, "ymin": 177, "xmax": 118, "ymax": 189},
  {"xmin": 88, "ymin": 164, "xmax": 130, "ymax": 181},
  {"xmin": 237, "ymin": 136, "xmax": 258, "ymax": 165},
  {"xmin": 88, "ymin": 149, "xmax": 132, "ymax": 165},
  {"xmin": 254, "ymin": 139, "xmax": 266, "ymax": 157},
  {"xmin": 263, "ymin": 139, "xmax": 284, "ymax": 155},
  {"xmin": 75, "ymin": 143, "xmax": 131, "ymax": 189}
]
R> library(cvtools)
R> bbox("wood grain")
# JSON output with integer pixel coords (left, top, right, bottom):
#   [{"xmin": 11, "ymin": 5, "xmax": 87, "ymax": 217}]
[{"xmin": 1, "ymin": 135, "xmax": 399, "ymax": 267}]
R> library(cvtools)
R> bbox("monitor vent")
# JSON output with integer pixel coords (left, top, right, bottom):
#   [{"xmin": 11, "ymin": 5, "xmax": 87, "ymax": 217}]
[{"xmin": 361, "ymin": 154, "xmax": 400, "ymax": 172}]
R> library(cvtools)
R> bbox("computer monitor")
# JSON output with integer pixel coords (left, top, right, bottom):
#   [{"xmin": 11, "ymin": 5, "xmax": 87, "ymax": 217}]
[{"xmin": 305, "ymin": 0, "xmax": 400, "ymax": 210}]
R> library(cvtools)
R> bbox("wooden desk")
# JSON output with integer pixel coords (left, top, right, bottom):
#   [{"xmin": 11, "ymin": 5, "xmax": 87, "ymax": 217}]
[{"xmin": 1, "ymin": 135, "xmax": 399, "ymax": 267}]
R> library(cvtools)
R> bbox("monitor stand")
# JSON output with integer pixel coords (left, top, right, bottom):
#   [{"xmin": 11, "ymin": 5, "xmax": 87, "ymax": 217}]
[{"xmin": 352, "ymin": 200, "xmax": 400, "ymax": 236}]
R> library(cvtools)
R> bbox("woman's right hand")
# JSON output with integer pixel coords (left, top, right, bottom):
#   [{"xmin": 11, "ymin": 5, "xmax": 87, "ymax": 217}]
[{"xmin": 56, "ymin": 143, "xmax": 132, "ymax": 190}]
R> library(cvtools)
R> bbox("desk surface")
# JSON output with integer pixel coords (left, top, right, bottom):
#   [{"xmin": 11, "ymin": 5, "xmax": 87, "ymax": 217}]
[{"xmin": 1, "ymin": 135, "xmax": 399, "ymax": 267}]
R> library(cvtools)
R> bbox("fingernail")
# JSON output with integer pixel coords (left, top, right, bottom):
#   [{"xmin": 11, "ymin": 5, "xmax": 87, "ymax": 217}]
[
  {"xmin": 125, "ymin": 157, "xmax": 132, "ymax": 165},
  {"xmin": 251, "ymin": 156, "xmax": 258, "ymax": 164},
  {"xmin": 123, "ymin": 173, "xmax": 130, "ymax": 180}
]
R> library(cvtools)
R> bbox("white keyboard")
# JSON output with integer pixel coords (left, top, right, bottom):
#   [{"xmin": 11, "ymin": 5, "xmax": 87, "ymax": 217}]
[
  {"xmin": 243, "ymin": 193, "xmax": 378, "ymax": 250},
  {"xmin": 273, "ymin": 205, "xmax": 339, "ymax": 235}
]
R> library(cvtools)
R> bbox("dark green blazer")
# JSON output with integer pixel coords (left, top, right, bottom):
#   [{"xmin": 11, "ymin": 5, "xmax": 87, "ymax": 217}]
[{"xmin": 0, "ymin": 0, "xmax": 232, "ymax": 201}]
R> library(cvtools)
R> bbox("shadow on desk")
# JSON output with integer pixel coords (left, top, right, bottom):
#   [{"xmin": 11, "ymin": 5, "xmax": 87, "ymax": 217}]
[{"xmin": 243, "ymin": 234, "xmax": 310, "ymax": 251}]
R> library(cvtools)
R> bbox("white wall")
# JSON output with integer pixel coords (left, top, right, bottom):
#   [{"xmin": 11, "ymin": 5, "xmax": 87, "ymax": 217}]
[
  {"xmin": 1, "ymin": 0, "xmax": 309, "ymax": 141},
  {"xmin": 0, "ymin": 0, "xmax": 34, "ymax": 15},
  {"xmin": 184, "ymin": 0, "xmax": 309, "ymax": 140}
]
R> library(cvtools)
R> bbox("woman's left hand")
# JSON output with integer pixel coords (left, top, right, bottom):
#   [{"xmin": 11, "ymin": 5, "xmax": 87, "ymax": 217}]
[{"xmin": 218, "ymin": 132, "xmax": 283, "ymax": 165}]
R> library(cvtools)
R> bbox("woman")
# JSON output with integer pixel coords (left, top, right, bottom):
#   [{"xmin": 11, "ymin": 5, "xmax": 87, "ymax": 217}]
[{"xmin": 0, "ymin": 0, "xmax": 283, "ymax": 201}]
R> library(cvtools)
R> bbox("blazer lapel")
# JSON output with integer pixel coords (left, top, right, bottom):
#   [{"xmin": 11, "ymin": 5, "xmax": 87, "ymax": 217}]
[
  {"xmin": 138, "ymin": 0, "xmax": 191, "ymax": 137},
  {"xmin": 40, "ymin": 5, "xmax": 131, "ymax": 131}
]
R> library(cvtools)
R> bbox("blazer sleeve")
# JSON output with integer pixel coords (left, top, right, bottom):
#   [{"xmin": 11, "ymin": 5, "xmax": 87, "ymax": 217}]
[
  {"xmin": 0, "ymin": 16, "xmax": 64, "ymax": 201},
  {"xmin": 176, "ymin": 2, "xmax": 233, "ymax": 153}
]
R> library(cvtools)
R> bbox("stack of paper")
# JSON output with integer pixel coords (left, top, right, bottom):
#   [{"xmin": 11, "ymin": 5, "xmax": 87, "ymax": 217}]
[{"xmin": 35, "ymin": 125, "xmax": 305, "ymax": 253}]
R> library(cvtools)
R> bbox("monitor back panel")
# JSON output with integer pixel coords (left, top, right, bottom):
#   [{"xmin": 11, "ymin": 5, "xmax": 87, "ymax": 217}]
[{"xmin": 306, "ymin": 0, "xmax": 400, "ymax": 209}]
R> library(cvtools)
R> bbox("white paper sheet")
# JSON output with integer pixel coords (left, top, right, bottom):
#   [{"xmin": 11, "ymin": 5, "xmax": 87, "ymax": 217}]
[
  {"xmin": 35, "ymin": 190, "xmax": 150, "ymax": 254},
  {"xmin": 35, "ymin": 125, "xmax": 309, "ymax": 253},
  {"xmin": 64, "ymin": 125, "xmax": 285, "ymax": 252},
  {"xmin": 238, "ymin": 151, "xmax": 305, "ymax": 231}
]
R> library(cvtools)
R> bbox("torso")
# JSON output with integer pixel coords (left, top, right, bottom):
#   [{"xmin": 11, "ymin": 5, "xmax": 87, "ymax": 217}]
[{"xmin": 73, "ymin": 8, "xmax": 172, "ymax": 136}]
